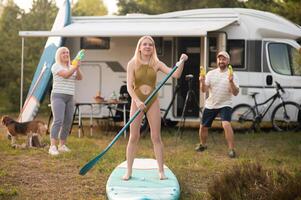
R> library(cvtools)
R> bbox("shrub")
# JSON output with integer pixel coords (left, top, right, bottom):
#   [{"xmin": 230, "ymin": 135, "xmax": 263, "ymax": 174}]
[{"xmin": 208, "ymin": 162, "xmax": 301, "ymax": 200}]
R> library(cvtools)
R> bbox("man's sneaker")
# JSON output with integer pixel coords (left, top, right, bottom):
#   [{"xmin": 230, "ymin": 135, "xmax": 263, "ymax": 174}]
[
  {"xmin": 49, "ymin": 145, "xmax": 59, "ymax": 156},
  {"xmin": 195, "ymin": 144, "xmax": 207, "ymax": 152},
  {"xmin": 228, "ymin": 149, "xmax": 236, "ymax": 158},
  {"xmin": 58, "ymin": 145, "xmax": 71, "ymax": 152}
]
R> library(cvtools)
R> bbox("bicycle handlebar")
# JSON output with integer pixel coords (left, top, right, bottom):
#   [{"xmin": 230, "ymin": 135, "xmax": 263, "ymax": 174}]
[{"xmin": 275, "ymin": 81, "xmax": 285, "ymax": 93}]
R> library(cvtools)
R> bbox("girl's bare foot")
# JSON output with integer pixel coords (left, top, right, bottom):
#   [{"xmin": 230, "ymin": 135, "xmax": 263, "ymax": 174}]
[
  {"xmin": 159, "ymin": 172, "xmax": 167, "ymax": 180},
  {"xmin": 122, "ymin": 174, "xmax": 131, "ymax": 181}
]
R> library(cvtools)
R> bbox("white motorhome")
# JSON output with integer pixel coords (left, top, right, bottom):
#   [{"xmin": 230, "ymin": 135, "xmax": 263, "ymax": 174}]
[{"xmin": 20, "ymin": 7, "xmax": 301, "ymax": 123}]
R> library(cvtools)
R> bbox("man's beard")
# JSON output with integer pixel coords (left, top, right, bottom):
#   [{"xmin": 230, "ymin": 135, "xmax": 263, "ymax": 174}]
[{"xmin": 218, "ymin": 63, "xmax": 227, "ymax": 70}]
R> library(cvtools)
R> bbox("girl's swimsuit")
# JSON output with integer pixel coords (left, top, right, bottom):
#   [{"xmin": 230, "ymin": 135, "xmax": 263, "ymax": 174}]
[{"xmin": 134, "ymin": 64, "xmax": 157, "ymax": 112}]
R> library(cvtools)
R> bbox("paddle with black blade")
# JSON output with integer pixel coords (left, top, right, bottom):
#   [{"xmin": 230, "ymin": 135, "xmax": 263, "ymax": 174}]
[{"xmin": 79, "ymin": 59, "xmax": 185, "ymax": 175}]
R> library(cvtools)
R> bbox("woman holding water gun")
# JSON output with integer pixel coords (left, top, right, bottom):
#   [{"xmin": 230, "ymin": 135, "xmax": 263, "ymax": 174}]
[
  {"xmin": 49, "ymin": 47, "xmax": 84, "ymax": 156},
  {"xmin": 196, "ymin": 51, "xmax": 239, "ymax": 158}
]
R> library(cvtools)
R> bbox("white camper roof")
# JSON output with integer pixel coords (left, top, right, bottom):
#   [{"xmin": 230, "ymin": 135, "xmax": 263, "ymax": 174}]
[{"xmin": 19, "ymin": 8, "xmax": 301, "ymax": 39}]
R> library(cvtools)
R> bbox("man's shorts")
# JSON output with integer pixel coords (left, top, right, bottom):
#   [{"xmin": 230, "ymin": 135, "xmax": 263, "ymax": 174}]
[{"xmin": 201, "ymin": 107, "xmax": 232, "ymax": 127}]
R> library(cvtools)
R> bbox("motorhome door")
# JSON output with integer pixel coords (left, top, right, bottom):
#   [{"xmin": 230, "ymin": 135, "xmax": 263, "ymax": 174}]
[
  {"xmin": 174, "ymin": 37, "xmax": 201, "ymax": 119},
  {"xmin": 263, "ymin": 39, "xmax": 301, "ymax": 103}
]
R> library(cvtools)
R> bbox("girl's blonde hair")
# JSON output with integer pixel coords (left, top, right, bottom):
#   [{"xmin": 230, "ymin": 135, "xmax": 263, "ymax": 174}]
[
  {"xmin": 55, "ymin": 46, "xmax": 70, "ymax": 66},
  {"xmin": 132, "ymin": 36, "xmax": 159, "ymax": 67}
]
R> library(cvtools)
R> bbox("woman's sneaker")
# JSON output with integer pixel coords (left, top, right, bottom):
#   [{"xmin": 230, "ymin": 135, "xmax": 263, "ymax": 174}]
[
  {"xmin": 228, "ymin": 149, "xmax": 236, "ymax": 158},
  {"xmin": 49, "ymin": 145, "xmax": 59, "ymax": 156},
  {"xmin": 58, "ymin": 145, "xmax": 71, "ymax": 152},
  {"xmin": 195, "ymin": 144, "xmax": 207, "ymax": 152}
]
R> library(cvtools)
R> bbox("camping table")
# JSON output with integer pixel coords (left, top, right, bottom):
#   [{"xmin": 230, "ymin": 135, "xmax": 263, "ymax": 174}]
[{"xmin": 73, "ymin": 101, "xmax": 128, "ymax": 138}]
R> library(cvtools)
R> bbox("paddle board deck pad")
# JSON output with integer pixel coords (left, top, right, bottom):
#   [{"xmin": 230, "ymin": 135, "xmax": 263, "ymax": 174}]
[
  {"xmin": 18, "ymin": 0, "xmax": 71, "ymax": 122},
  {"xmin": 106, "ymin": 158, "xmax": 180, "ymax": 200}
]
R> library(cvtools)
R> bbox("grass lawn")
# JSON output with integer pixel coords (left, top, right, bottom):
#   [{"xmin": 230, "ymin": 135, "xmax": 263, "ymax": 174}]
[{"xmin": 0, "ymin": 119, "xmax": 301, "ymax": 200}]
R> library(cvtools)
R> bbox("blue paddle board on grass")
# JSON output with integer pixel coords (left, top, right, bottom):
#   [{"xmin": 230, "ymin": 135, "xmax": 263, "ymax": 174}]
[
  {"xmin": 106, "ymin": 158, "xmax": 180, "ymax": 200},
  {"xmin": 19, "ymin": 0, "xmax": 71, "ymax": 122}
]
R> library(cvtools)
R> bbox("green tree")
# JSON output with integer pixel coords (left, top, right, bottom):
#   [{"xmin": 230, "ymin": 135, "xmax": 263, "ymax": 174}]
[
  {"xmin": 22, "ymin": 0, "xmax": 57, "ymax": 94},
  {"xmin": 0, "ymin": 0, "xmax": 57, "ymax": 112},
  {"xmin": 0, "ymin": 0, "xmax": 23, "ymax": 112},
  {"xmin": 0, "ymin": 3, "xmax": 3, "ymax": 17},
  {"xmin": 21, "ymin": 0, "xmax": 58, "ymax": 112},
  {"xmin": 243, "ymin": 0, "xmax": 300, "ymax": 25},
  {"xmin": 276, "ymin": 0, "xmax": 301, "ymax": 25},
  {"xmin": 73, "ymin": 0, "xmax": 108, "ymax": 16},
  {"xmin": 116, "ymin": 0, "xmax": 300, "ymax": 26},
  {"xmin": 117, "ymin": 0, "xmax": 245, "ymax": 15},
  {"xmin": 244, "ymin": 0, "xmax": 281, "ymax": 13}
]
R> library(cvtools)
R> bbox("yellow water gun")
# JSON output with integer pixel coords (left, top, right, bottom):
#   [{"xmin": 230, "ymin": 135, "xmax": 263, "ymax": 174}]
[
  {"xmin": 228, "ymin": 64, "xmax": 233, "ymax": 76},
  {"xmin": 199, "ymin": 66, "xmax": 206, "ymax": 77},
  {"xmin": 72, "ymin": 49, "xmax": 85, "ymax": 66}
]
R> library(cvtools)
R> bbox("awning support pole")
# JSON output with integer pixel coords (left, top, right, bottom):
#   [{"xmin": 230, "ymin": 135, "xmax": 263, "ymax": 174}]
[{"xmin": 20, "ymin": 37, "xmax": 24, "ymax": 117}]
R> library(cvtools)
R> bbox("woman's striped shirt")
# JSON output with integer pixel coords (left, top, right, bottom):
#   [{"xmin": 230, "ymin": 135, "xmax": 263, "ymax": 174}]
[{"xmin": 51, "ymin": 63, "xmax": 77, "ymax": 95}]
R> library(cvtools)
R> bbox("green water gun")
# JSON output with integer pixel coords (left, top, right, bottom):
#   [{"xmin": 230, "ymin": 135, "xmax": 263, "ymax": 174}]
[{"xmin": 72, "ymin": 49, "xmax": 85, "ymax": 66}]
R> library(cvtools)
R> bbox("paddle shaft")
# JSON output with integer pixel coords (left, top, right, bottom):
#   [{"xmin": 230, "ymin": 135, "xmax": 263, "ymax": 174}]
[{"xmin": 79, "ymin": 60, "xmax": 184, "ymax": 175}]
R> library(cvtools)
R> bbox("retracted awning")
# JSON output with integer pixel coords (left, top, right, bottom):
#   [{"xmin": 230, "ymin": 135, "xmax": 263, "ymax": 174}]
[{"xmin": 19, "ymin": 17, "xmax": 238, "ymax": 37}]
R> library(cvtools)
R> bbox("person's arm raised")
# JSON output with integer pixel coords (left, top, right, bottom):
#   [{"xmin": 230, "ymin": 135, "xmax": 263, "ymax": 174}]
[
  {"xmin": 158, "ymin": 54, "xmax": 188, "ymax": 79},
  {"xmin": 199, "ymin": 75, "xmax": 209, "ymax": 93},
  {"xmin": 56, "ymin": 65, "xmax": 78, "ymax": 79},
  {"xmin": 229, "ymin": 75, "xmax": 239, "ymax": 96}
]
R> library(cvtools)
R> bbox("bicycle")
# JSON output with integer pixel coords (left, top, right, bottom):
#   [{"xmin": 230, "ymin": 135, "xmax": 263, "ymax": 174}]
[{"xmin": 231, "ymin": 81, "xmax": 301, "ymax": 132}]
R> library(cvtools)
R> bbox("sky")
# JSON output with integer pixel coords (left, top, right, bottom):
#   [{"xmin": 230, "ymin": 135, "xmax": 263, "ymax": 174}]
[{"xmin": 13, "ymin": 0, "xmax": 118, "ymax": 15}]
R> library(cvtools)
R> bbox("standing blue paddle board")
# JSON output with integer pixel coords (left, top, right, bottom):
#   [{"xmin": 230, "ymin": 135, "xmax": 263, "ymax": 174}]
[
  {"xmin": 106, "ymin": 158, "xmax": 180, "ymax": 200},
  {"xmin": 19, "ymin": 0, "xmax": 71, "ymax": 122}
]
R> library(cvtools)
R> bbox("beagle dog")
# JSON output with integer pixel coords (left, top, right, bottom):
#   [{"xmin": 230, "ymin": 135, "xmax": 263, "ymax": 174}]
[{"xmin": 1, "ymin": 116, "xmax": 47, "ymax": 148}]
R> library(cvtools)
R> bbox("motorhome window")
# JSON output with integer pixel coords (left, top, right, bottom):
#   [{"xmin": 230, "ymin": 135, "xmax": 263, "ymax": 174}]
[
  {"xmin": 80, "ymin": 37, "xmax": 110, "ymax": 49},
  {"xmin": 227, "ymin": 40, "xmax": 245, "ymax": 69},
  {"xmin": 153, "ymin": 37, "xmax": 163, "ymax": 56},
  {"xmin": 268, "ymin": 43, "xmax": 292, "ymax": 75}
]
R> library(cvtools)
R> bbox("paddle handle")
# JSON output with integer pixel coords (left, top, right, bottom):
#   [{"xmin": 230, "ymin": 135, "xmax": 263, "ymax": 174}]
[{"xmin": 79, "ymin": 59, "xmax": 185, "ymax": 175}]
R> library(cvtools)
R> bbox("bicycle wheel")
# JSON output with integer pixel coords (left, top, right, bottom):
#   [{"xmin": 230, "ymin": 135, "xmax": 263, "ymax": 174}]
[
  {"xmin": 271, "ymin": 101, "xmax": 301, "ymax": 132},
  {"xmin": 231, "ymin": 104, "xmax": 256, "ymax": 132}
]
